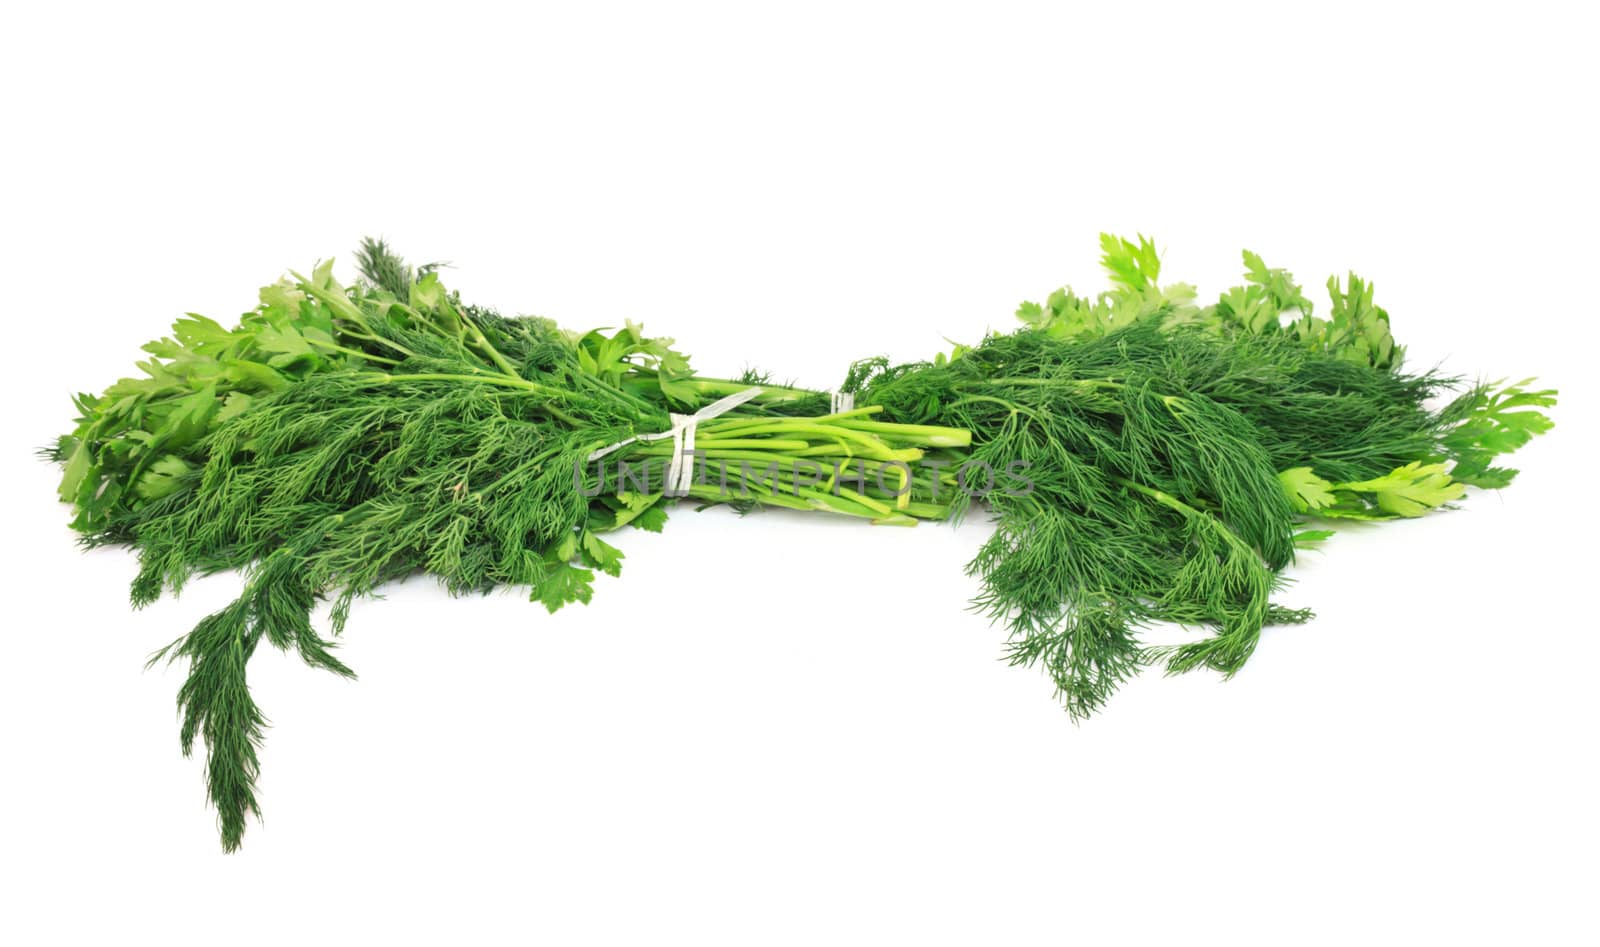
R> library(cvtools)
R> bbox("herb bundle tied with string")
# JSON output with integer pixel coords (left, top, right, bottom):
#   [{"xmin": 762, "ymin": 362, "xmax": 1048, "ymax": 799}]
[{"xmin": 49, "ymin": 236, "xmax": 1555, "ymax": 849}]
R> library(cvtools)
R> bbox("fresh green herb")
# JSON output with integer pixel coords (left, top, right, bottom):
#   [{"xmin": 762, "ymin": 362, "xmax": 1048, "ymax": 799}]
[
  {"xmin": 49, "ymin": 236, "xmax": 1554, "ymax": 849},
  {"xmin": 59, "ymin": 241, "xmax": 964, "ymax": 849},
  {"xmin": 849, "ymin": 238, "xmax": 1553, "ymax": 716}
]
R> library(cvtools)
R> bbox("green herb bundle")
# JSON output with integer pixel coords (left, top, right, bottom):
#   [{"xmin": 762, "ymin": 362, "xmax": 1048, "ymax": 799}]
[
  {"xmin": 844, "ymin": 236, "xmax": 1555, "ymax": 715},
  {"xmin": 49, "ymin": 236, "xmax": 1555, "ymax": 850}
]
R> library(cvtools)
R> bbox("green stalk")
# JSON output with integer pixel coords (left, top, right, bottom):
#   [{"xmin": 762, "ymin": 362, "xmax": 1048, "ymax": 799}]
[
  {"xmin": 682, "ymin": 376, "xmax": 817, "ymax": 403},
  {"xmin": 830, "ymin": 419, "xmax": 972, "ymax": 447},
  {"xmin": 304, "ymin": 338, "xmax": 402, "ymax": 365}
]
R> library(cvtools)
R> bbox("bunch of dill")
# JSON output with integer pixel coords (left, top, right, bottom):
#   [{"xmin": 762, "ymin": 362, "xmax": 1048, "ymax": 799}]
[
  {"xmin": 845, "ymin": 236, "xmax": 1555, "ymax": 716},
  {"xmin": 53, "ymin": 240, "xmax": 967, "ymax": 849},
  {"xmin": 48, "ymin": 236, "xmax": 1554, "ymax": 850}
]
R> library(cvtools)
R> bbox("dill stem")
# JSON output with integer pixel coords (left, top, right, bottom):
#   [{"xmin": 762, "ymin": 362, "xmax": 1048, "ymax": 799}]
[
  {"xmin": 338, "ymin": 327, "xmax": 421, "ymax": 360},
  {"xmin": 1114, "ymin": 476, "xmax": 1259, "ymax": 562},
  {"xmin": 1114, "ymin": 477, "xmax": 1192, "ymax": 516},
  {"xmin": 350, "ymin": 371, "xmax": 557, "ymax": 396},
  {"xmin": 474, "ymin": 445, "xmax": 568, "ymax": 498},
  {"xmin": 699, "ymin": 420, "xmax": 889, "ymax": 453},
  {"xmin": 987, "ymin": 376, "xmax": 1124, "ymax": 390},
  {"xmin": 575, "ymin": 372, "xmax": 658, "ymax": 414},
  {"xmin": 830, "ymin": 419, "xmax": 971, "ymax": 447},
  {"xmin": 817, "ymin": 405, "xmax": 885, "ymax": 421},
  {"xmin": 948, "ymin": 394, "xmax": 1044, "ymax": 420},
  {"xmin": 674, "ymin": 438, "xmax": 814, "ymax": 452},
  {"xmin": 602, "ymin": 452, "xmax": 949, "ymax": 516},
  {"xmin": 462, "ymin": 318, "xmax": 524, "ymax": 380},
  {"xmin": 305, "ymin": 338, "xmax": 401, "ymax": 365},
  {"xmin": 682, "ymin": 376, "xmax": 816, "ymax": 402}
]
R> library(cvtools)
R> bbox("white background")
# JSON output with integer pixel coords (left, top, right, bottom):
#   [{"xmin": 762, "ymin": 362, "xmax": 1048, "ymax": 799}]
[{"xmin": 3, "ymin": 3, "xmax": 1595, "ymax": 944}]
